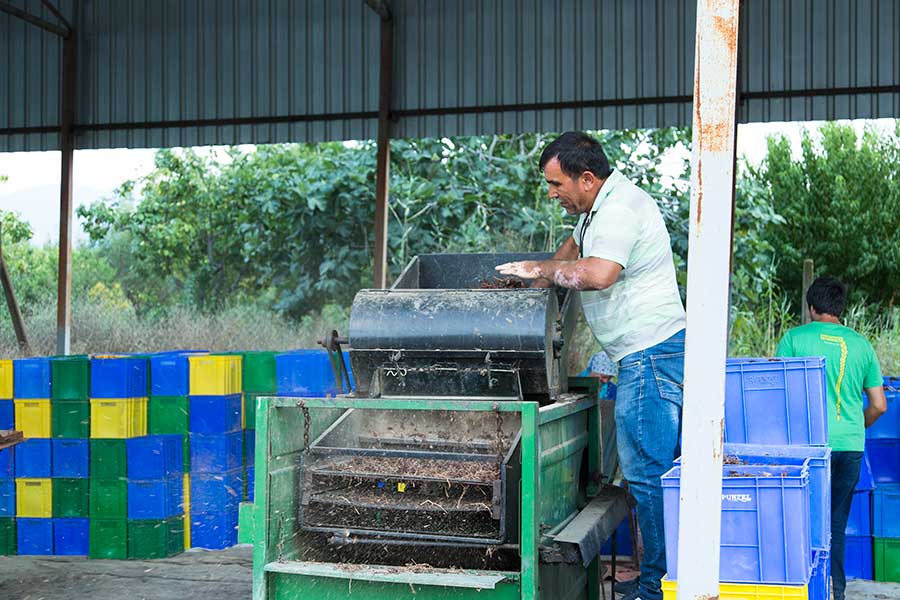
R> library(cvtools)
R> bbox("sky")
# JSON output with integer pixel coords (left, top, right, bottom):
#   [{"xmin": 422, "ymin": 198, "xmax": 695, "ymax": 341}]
[{"xmin": 0, "ymin": 119, "xmax": 895, "ymax": 245}]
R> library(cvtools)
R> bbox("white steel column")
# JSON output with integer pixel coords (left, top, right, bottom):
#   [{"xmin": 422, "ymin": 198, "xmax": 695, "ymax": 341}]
[{"xmin": 677, "ymin": 0, "xmax": 741, "ymax": 598}]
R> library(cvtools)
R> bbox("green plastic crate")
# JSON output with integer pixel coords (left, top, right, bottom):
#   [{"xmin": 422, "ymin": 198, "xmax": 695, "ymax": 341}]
[
  {"xmin": 127, "ymin": 516, "xmax": 185, "ymax": 559},
  {"xmin": 0, "ymin": 518, "xmax": 16, "ymax": 555},
  {"xmin": 875, "ymin": 537, "xmax": 900, "ymax": 582},
  {"xmin": 148, "ymin": 395, "xmax": 190, "ymax": 435},
  {"xmin": 182, "ymin": 434, "xmax": 190, "ymax": 472},
  {"xmin": 242, "ymin": 352, "xmax": 277, "ymax": 394},
  {"xmin": 89, "ymin": 478, "xmax": 128, "ymax": 519},
  {"xmin": 52, "ymin": 478, "xmax": 90, "ymax": 517},
  {"xmin": 237, "ymin": 502, "xmax": 254, "ymax": 545},
  {"xmin": 51, "ymin": 400, "xmax": 90, "ymax": 438},
  {"xmin": 90, "ymin": 439, "xmax": 127, "ymax": 478},
  {"xmin": 244, "ymin": 393, "xmax": 261, "ymax": 430},
  {"xmin": 89, "ymin": 519, "xmax": 127, "ymax": 559},
  {"xmin": 51, "ymin": 355, "xmax": 90, "ymax": 400}
]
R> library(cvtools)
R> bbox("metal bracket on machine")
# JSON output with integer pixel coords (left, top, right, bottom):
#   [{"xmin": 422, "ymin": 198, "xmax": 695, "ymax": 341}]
[
  {"xmin": 370, "ymin": 360, "xmax": 524, "ymax": 400},
  {"xmin": 318, "ymin": 329, "xmax": 353, "ymax": 394}
]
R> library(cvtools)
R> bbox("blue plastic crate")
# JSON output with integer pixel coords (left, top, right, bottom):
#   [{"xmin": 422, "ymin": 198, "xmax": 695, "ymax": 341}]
[
  {"xmin": 866, "ymin": 438, "xmax": 900, "ymax": 484},
  {"xmin": 663, "ymin": 464, "xmax": 812, "ymax": 584},
  {"xmin": 127, "ymin": 475, "xmax": 183, "ymax": 519},
  {"xmin": 0, "ymin": 447, "xmax": 14, "ymax": 478},
  {"xmin": 190, "ymin": 470, "xmax": 242, "ymax": 513},
  {"xmin": 0, "ymin": 400, "xmax": 13, "ymax": 429},
  {"xmin": 724, "ymin": 357, "xmax": 828, "ymax": 445},
  {"xmin": 857, "ymin": 450, "xmax": 876, "ymax": 491},
  {"xmin": 845, "ymin": 535, "xmax": 874, "ymax": 580},
  {"xmin": 846, "ymin": 490, "xmax": 872, "ymax": 536},
  {"xmin": 276, "ymin": 350, "xmax": 345, "ymax": 397},
  {"xmin": 17, "ymin": 517, "xmax": 53, "ymax": 555},
  {"xmin": 189, "ymin": 394, "xmax": 242, "ymax": 433},
  {"xmin": 89, "ymin": 356, "xmax": 148, "ymax": 398},
  {"xmin": 873, "ymin": 483, "xmax": 900, "ymax": 537},
  {"xmin": 705, "ymin": 443, "xmax": 831, "ymax": 551},
  {"xmin": 51, "ymin": 439, "xmax": 89, "ymax": 478},
  {"xmin": 244, "ymin": 429, "xmax": 255, "ymax": 466},
  {"xmin": 190, "ymin": 507, "xmax": 239, "ymax": 549},
  {"xmin": 13, "ymin": 358, "xmax": 51, "ymax": 399},
  {"xmin": 600, "ymin": 511, "xmax": 633, "ymax": 557},
  {"xmin": 126, "ymin": 434, "xmax": 184, "ymax": 479},
  {"xmin": 189, "ymin": 432, "xmax": 243, "ymax": 473},
  {"xmin": 149, "ymin": 351, "xmax": 207, "ymax": 396},
  {"xmin": 867, "ymin": 377, "xmax": 899, "ymax": 439},
  {"xmin": 0, "ymin": 478, "xmax": 14, "ymax": 516},
  {"xmin": 247, "ymin": 466, "xmax": 255, "ymax": 502},
  {"xmin": 53, "ymin": 517, "xmax": 89, "ymax": 555},
  {"xmin": 809, "ymin": 551, "xmax": 830, "ymax": 600},
  {"xmin": 14, "ymin": 439, "xmax": 52, "ymax": 478}
]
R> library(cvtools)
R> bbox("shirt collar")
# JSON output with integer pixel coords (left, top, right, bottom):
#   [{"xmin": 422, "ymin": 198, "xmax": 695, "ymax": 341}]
[{"xmin": 586, "ymin": 169, "xmax": 624, "ymax": 214}]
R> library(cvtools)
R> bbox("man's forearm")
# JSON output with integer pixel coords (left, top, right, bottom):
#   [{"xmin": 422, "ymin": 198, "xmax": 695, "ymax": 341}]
[
  {"xmin": 536, "ymin": 259, "xmax": 616, "ymax": 291},
  {"xmin": 865, "ymin": 404, "xmax": 885, "ymax": 427}
]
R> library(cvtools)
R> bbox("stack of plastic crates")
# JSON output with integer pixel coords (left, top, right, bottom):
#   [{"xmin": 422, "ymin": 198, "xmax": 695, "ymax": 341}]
[
  {"xmin": 662, "ymin": 357, "xmax": 832, "ymax": 598},
  {"xmin": 148, "ymin": 350, "xmax": 207, "ymax": 549},
  {"xmin": 845, "ymin": 453, "xmax": 875, "ymax": 579},
  {"xmin": 0, "ymin": 359, "xmax": 14, "ymax": 555},
  {"xmin": 188, "ymin": 354, "xmax": 243, "ymax": 549},
  {"xmin": 13, "ymin": 358, "xmax": 55, "ymax": 555},
  {"xmin": 124, "ymin": 435, "xmax": 185, "ymax": 558},
  {"xmin": 868, "ymin": 376, "xmax": 900, "ymax": 582},
  {"xmin": 88, "ymin": 356, "xmax": 148, "ymax": 559}
]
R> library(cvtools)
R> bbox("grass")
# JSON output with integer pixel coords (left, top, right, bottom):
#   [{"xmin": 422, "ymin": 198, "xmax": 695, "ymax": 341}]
[
  {"xmin": 1, "ymin": 295, "xmax": 897, "ymax": 377},
  {"xmin": 0, "ymin": 298, "xmax": 349, "ymax": 358}
]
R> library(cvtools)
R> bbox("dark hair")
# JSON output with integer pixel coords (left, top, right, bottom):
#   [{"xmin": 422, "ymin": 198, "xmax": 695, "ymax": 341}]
[
  {"xmin": 539, "ymin": 132, "xmax": 612, "ymax": 180},
  {"xmin": 807, "ymin": 276, "xmax": 847, "ymax": 317}
]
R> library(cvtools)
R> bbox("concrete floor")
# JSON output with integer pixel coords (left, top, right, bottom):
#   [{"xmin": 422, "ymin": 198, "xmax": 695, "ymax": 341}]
[
  {"xmin": 0, "ymin": 545, "xmax": 898, "ymax": 600},
  {"xmin": 0, "ymin": 545, "xmax": 252, "ymax": 600}
]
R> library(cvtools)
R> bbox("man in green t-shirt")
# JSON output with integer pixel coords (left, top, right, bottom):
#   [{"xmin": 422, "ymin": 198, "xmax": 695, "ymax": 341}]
[{"xmin": 776, "ymin": 276, "xmax": 887, "ymax": 600}]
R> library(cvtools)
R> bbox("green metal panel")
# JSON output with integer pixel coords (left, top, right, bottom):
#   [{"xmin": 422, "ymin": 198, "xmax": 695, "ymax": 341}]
[
  {"xmin": 267, "ymin": 572, "xmax": 521, "ymax": 600},
  {"xmin": 252, "ymin": 394, "xmax": 600, "ymax": 600}
]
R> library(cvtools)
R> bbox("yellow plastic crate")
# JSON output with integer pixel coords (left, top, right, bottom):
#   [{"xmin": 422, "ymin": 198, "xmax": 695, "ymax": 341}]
[
  {"xmin": 189, "ymin": 355, "xmax": 242, "ymax": 396},
  {"xmin": 184, "ymin": 510, "xmax": 191, "ymax": 550},
  {"xmin": 16, "ymin": 478, "xmax": 53, "ymax": 517},
  {"xmin": 14, "ymin": 399, "xmax": 52, "ymax": 438},
  {"xmin": 662, "ymin": 577, "xmax": 807, "ymax": 599},
  {"xmin": 90, "ymin": 398, "xmax": 148, "ymax": 438},
  {"xmin": 0, "ymin": 359, "xmax": 12, "ymax": 399}
]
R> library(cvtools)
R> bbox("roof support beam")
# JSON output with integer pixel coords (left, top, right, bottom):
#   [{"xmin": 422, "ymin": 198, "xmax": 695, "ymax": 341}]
[
  {"xmin": 0, "ymin": 1, "xmax": 69, "ymax": 38},
  {"xmin": 677, "ymin": 0, "xmax": 741, "ymax": 598},
  {"xmin": 368, "ymin": 0, "xmax": 393, "ymax": 289},
  {"xmin": 56, "ymin": 26, "xmax": 77, "ymax": 355}
]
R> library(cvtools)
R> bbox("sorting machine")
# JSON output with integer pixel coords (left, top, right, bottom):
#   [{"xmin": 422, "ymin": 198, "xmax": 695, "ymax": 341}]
[{"xmin": 247, "ymin": 253, "xmax": 632, "ymax": 600}]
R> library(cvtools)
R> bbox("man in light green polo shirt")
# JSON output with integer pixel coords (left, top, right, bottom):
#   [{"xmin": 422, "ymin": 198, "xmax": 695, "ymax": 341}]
[
  {"xmin": 776, "ymin": 276, "xmax": 886, "ymax": 600},
  {"xmin": 496, "ymin": 132, "xmax": 686, "ymax": 600}
]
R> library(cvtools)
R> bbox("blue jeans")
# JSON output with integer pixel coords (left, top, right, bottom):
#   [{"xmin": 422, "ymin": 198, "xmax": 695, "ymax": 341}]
[
  {"xmin": 615, "ymin": 329, "xmax": 685, "ymax": 594},
  {"xmin": 830, "ymin": 451, "xmax": 862, "ymax": 600}
]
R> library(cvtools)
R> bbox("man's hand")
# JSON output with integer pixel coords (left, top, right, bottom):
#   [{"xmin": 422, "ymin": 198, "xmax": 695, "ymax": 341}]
[
  {"xmin": 495, "ymin": 261, "xmax": 544, "ymax": 280},
  {"xmin": 496, "ymin": 257, "xmax": 622, "ymax": 291}
]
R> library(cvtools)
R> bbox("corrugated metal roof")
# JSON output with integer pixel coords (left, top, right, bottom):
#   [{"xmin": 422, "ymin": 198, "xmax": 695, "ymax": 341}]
[{"xmin": 1, "ymin": 0, "xmax": 898, "ymax": 152}]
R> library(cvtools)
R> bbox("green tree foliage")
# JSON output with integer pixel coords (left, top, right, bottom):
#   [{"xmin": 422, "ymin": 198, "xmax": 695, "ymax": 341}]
[
  {"xmin": 77, "ymin": 130, "xmax": 700, "ymax": 318},
  {"xmin": 751, "ymin": 122, "xmax": 900, "ymax": 306}
]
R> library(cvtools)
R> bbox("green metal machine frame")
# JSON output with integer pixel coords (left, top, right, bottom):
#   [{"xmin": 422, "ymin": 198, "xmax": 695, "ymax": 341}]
[{"xmin": 245, "ymin": 389, "xmax": 607, "ymax": 600}]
